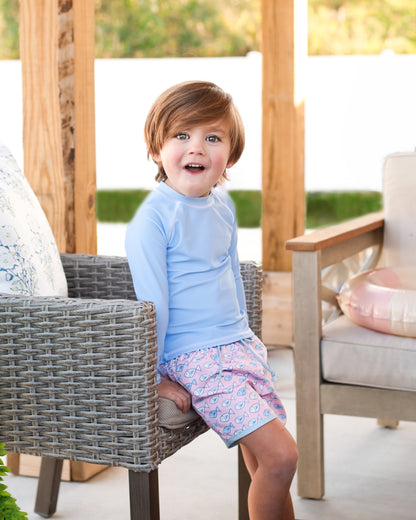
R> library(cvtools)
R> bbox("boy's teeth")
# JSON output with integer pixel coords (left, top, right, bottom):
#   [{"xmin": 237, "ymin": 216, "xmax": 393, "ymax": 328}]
[{"xmin": 186, "ymin": 164, "xmax": 204, "ymax": 171}]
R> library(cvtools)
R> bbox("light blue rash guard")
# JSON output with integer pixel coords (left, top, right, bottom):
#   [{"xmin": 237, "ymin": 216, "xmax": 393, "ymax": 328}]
[{"xmin": 125, "ymin": 181, "xmax": 253, "ymax": 373}]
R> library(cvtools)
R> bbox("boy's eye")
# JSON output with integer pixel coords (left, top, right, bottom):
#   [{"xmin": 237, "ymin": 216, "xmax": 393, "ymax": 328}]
[
  {"xmin": 207, "ymin": 135, "xmax": 220, "ymax": 143},
  {"xmin": 175, "ymin": 133, "xmax": 189, "ymax": 140}
]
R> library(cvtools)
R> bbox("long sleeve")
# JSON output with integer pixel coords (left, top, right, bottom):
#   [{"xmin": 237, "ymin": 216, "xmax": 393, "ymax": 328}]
[
  {"xmin": 227, "ymin": 197, "xmax": 248, "ymax": 316},
  {"xmin": 125, "ymin": 204, "xmax": 169, "ymax": 378}
]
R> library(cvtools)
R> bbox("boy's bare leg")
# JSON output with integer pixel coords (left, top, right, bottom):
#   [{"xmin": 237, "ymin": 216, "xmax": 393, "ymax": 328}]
[
  {"xmin": 240, "ymin": 443, "xmax": 258, "ymax": 477},
  {"xmin": 240, "ymin": 419, "xmax": 297, "ymax": 520},
  {"xmin": 240, "ymin": 444, "xmax": 294, "ymax": 519}
]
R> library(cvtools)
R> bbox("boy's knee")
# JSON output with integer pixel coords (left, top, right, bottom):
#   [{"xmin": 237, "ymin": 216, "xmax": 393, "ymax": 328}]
[
  {"xmin": 243, "ymin": 420, "xmax": 298, "ymax": 480},
  {"xmin": 284, "ymin": 440, "xmax": 298, "ymax": 475},
  {"xmin": 269, "ymin": 436, "xmax": 298, "ymax": 480}
]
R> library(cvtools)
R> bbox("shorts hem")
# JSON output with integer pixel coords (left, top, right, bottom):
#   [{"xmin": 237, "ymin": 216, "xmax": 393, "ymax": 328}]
[{"xmin": 225, "ymin": 414, "xmax": 277, "ymax": 449}]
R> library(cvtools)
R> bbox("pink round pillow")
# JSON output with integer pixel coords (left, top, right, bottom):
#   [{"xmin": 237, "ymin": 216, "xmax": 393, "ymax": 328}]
[{"xmin": 337, "ymin": 266, "xmax": 416, "ymax": 337}]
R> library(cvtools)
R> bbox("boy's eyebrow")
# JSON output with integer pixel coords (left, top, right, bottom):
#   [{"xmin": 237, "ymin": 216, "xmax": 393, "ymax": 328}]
[
  {"xmin": 168, "ymin": 122, "xmax": 230, "ymax": 136},
  {"xmin": 206, "ymin": 127, "xmax": 227, "ymax": 134},
  {"xmin": 201, "ymin": 125, "xmax": 230, "ymax": 136}
]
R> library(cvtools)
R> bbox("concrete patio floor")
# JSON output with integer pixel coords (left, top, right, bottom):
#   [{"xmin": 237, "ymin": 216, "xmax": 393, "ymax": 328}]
[{"xmin": 4, "ymin": 225, "xmax": 416, "ymax": 519}]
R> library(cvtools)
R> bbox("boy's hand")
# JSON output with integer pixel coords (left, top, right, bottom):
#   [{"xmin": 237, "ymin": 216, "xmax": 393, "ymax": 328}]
[{"xmin": 158, "ymin": 378, "xmax": 192, "ymax": 413}]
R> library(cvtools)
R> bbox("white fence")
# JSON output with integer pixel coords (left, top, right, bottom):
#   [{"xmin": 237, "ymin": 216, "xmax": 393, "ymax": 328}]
[{"xmin": 1, "ymin": 52, "xmax": 415, "ymax": 192}]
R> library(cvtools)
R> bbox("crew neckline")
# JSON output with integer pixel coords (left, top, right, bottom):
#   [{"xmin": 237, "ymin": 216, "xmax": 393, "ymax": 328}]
[{"xmin": 158, "ymin": 181, "xmax": 214, "ymax": 206}]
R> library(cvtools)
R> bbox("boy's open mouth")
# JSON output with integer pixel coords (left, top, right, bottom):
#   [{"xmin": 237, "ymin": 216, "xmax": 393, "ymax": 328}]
[{"xmin": 185, "ymin": 163, "xmax": 205, "ymax": 173}]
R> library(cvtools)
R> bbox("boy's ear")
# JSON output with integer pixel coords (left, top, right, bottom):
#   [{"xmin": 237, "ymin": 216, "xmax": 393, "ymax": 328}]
[
  {"xmin": 226, "ymin": 160, "xmax": 235, "ymax": 169},
  {"xmin": 147, "ymin": 145, "xmax": 160, "ymax": 163}
]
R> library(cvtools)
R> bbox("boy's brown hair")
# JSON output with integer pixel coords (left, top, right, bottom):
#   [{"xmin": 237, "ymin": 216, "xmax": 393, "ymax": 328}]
[{"xmin": 144, "ymin": 80, "xmax": 245, "ymax": 183}]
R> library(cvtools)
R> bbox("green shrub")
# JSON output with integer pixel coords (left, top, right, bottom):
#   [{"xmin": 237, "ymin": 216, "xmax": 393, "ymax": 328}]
[
  {"xmin": 95, "ymin": 189, "xmax": 383, "ymax": 229},
  {"xmin": 95, "ymin": 189, "xmax": 263, "ymax": 227},
  {"xmin": 228, "ymin": 190, "xmax": 262, "ymax": 227},
  {"xmin": 96, "ymin": 189, "xmax": 150, "ymax": 223},
  {"xmin": 0, "ymin": 444, "xmax": 28, "ymax": 520},
  {"xmin": 306, "ymin": 191, "xmax": 382, "ymax": 229}
]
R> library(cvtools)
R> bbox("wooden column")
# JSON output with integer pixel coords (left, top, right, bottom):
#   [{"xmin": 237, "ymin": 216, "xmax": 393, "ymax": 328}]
[
  {"xmin": 20, "ymin": 0, "xmax": 97, "ymax": 254},
  {"xmin": 261, "ymin": 0, "xmax": 306, "ymax": 272}
]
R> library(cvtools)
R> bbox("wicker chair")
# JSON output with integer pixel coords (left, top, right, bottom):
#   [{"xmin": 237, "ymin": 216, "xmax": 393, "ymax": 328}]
[{"xmin": 0, "ymin": 253, "xmax": 262, "ymax": 519}]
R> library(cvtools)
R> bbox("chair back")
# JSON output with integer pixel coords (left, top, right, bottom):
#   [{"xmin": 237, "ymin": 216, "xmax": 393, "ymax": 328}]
[{"xmin": 382, "ymin": 151, "xmax": 416, "ymax": 267}]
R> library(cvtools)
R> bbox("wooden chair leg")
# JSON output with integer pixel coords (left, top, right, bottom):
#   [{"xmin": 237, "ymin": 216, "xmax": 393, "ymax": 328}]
[
  {"xmin": 296, "ymin": 405, "xmax": 325, "ymax": 499},
  {"xmin": 377, "ymin": 418, "xmax": 399, "ymax": 429},
  {"xmin": 35, "ymin": 456, "xmax": 64, "ymax": 518},
  {"xmin": 292, "ymin": 250, "xmax": 325, "ymax": 499},
  {"xmin": 129, "ymin": 469, "xmax": 160, "ymax": 520},
  {"xmin": 238, "ymin": 445, "xmax": 250, "ymax": 520}
]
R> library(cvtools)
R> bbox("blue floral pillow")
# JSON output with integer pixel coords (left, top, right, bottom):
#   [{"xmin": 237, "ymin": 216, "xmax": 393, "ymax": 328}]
[{"xmin": 0, "ymin": 142, "xmax": 68, "ymax": 296}]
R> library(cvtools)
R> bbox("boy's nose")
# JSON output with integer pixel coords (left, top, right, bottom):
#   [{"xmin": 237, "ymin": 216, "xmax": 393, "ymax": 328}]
[{"xmin": 188, "ymin": 138, "xmax": 206, "ymax": 155}]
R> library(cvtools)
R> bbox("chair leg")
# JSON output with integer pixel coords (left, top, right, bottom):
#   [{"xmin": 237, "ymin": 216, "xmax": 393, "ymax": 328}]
[
  {"xmin": 238, "ymin": 445, "xmax": 250, "ymax": 520},
  {"xmin": 129, "ymin": 469, "xmax": 160, "ymax": 520},
  {"xmin": 296, "ymin": 406, "xmax": 325, "ymax": 499},
  {"xmin": 377, "ymin": 418, "xmax": 399, "ymax": 429},
  {"xmin": 35, "ymin": 456, "xmax": 64, "ymax": 518}
]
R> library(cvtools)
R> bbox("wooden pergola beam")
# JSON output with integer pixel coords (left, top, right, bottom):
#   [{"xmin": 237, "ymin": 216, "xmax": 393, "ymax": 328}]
[
  {"xmin": 261, "ymin": 0, "xmax": 306, "ymax": 272},
  {"xmin": 20, "ymin": 0, "xmax": 96, "ymax": 254}
]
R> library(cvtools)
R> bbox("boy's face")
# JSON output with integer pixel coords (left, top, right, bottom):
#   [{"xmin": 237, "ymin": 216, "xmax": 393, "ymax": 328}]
[{"xmin": 152, "ymin": 120, "xmax": 234, "ymax": 198}]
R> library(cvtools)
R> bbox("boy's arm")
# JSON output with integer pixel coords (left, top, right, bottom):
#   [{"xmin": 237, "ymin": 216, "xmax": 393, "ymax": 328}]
[
  {"xmin": 228, "ymin": 200, "xmax": 248, "ymax": 314},
  {"xmin": 125, "ymin": 209, "xmax": 169, "ymax": 381}
]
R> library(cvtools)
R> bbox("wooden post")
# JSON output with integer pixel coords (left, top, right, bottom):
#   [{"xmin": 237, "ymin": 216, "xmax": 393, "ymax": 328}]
[
  {"xmin": 17, "ymin": 0, "xmax": 100, "ymax": 482},
  {"xmin": 73, "ymin": 0, "xmax": 97, "ymax": 254},
  {"xmin": 261, "ymin": 0, "xmax": 306, "ymax": 272},
  {"xmin": 20, "ymin": 0, "xmax": 97, "ymax": 254}
]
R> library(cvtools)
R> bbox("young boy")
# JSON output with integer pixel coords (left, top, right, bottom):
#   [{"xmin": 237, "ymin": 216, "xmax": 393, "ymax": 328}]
[{"xmin": 125, "ymin": 80, "xmax": 297, "ymax": 519}]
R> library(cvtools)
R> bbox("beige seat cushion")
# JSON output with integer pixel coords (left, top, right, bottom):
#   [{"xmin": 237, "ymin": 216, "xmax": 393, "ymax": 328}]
[
  {"xmin": 322, "ymin": 316, "xmax": 416, "ymax": 392},
  {"xmin": 158, "ymin": 397, "xmax": 200, "ymax": 429}
]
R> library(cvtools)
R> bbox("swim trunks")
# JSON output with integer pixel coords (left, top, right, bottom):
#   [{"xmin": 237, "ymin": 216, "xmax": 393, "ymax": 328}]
[{"xmin": 159, "ymin": 336, "xmax": 287, "ymax": 448}]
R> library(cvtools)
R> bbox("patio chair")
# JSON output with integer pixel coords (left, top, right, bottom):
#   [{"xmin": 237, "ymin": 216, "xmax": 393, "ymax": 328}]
[
  {"xmin": 0, "ymin": 142, "xmax": 261, "ymax": 519},
  {"xmin": 286, "ymin": 151, "xmax": 416, "ymax": 499}
]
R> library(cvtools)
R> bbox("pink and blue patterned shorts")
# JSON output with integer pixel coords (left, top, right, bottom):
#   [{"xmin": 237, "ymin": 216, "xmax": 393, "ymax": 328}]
[{"xmin": 159, "ymin": 336, "xmax": 287, "ymax": 448}]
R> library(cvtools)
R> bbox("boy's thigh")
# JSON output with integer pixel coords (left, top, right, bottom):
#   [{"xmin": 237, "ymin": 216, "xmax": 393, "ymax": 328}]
[
  {"xmin": 159, "ymin": 340, "xmax": 287, "ymax": 448},
  {"xmin": 193, "ymin": 377, "xmax": 286, "ymax": 448}
]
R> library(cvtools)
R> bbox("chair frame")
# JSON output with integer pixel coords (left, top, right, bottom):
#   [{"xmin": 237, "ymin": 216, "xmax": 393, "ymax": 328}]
[
  {"xmin": 286, "ymin": 210, "xmax": 416, "ymax": 499},
  {"xmin": 0, "ymin": 254, "xmax": 262, "ymax": 519}
]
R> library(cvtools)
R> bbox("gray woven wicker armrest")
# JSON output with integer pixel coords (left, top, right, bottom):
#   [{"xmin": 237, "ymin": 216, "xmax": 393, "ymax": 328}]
[
  {"xmin": 0, "ymin": 293, "xmax": 163, "ymax": 469},
  {"xmin": 60, "ymin": 253, "xmax": 137, "ymax": 300},
  {"xmin": 239, "ymin": 261, "xmax": 263, "ymax": 339}
]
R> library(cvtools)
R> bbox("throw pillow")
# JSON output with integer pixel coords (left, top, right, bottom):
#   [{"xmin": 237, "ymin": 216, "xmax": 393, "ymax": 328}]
[{"xmin": 0, "ymin": 142, "xmax": 67, "ymax": 296}]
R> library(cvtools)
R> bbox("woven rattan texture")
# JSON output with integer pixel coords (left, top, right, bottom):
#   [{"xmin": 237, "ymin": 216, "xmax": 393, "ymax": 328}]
[
  {"xmin": 0, "ymin": 255, "xmax": 262, "ymax": 471},
  {"xmin": 61, "ymin": 254, "xmax": 137, "ymax": 301},
  {"xmin": 240, "ymin": 261, "xmax": 263, "ymax": 339}
]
